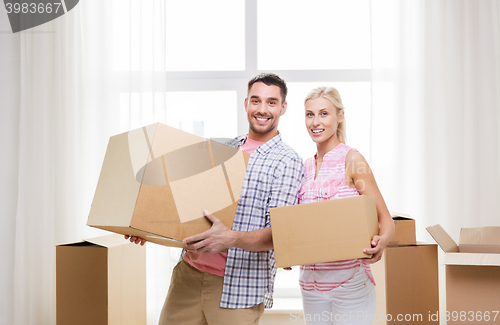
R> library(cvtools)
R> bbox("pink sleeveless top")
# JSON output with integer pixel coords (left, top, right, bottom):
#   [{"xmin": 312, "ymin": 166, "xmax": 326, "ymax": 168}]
[{"xmin": 298, "ymin": 143, "xmax": 375, "ymax": 291}]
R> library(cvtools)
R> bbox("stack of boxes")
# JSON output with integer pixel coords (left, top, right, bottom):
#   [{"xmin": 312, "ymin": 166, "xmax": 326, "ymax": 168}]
[{"xmin": 371, "ymin": 213, "xmax": 440, "ymax": 325}]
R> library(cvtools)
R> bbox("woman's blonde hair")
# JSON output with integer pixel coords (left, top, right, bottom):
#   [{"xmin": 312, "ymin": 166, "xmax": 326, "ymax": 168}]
[{"xmin": 304, "ymin": 86, "xmax": 347, "ymax": 144}]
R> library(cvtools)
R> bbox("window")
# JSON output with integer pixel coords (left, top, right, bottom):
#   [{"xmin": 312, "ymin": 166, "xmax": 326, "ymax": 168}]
[{"xmin": 111, "ymin": 0, "xmax": 372, "ymax": 314}]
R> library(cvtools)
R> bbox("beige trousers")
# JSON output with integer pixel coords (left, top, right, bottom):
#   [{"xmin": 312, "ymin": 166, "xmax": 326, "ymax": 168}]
[{"xmin": 158, "ymin": 260, "xmax": 265, "ymax": 325}]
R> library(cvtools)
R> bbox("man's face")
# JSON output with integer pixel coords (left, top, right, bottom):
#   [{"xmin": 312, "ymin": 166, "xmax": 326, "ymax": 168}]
[{"xmin": 245, "ymin": 82, "xmax": 287, "ymax": 141}]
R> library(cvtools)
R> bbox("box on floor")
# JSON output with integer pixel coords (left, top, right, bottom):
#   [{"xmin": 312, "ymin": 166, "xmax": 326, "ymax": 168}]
[
  {"xmin": 427, "ymin": 225, "xmax": 500, "ymax": 324},
  {"xmin": 56, "ymin": 234, "xmax": 146, "ymax": 325},
  {"xmin": 371, "ymin": 243, "xmax": 439, "ymax": 325}
]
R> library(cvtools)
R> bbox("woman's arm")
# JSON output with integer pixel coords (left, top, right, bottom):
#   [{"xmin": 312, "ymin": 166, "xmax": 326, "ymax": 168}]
[{"xmin": 345, "ymin": 150, "xmax": 395, "ymax": 264}]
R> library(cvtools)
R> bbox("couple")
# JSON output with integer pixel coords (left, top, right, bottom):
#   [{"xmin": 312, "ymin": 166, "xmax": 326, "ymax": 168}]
[{"xmin": 127, "ymin": 73, "xmax": 394, "ymax": 325}]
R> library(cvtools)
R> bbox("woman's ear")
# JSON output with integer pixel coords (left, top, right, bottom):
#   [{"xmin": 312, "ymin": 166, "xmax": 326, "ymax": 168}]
[{"xmin": 338, "ymin": 109, "xmax": 345, "ymax": 123}]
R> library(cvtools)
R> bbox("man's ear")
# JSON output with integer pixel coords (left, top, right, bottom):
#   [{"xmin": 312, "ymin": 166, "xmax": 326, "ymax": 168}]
[
  {"xmin": 280, "ymin": 101, "xmax": 288, "ymax": 116},
  {"xmin": 244, "ymin": 98, "xmax": 248, "ymax": 112}
]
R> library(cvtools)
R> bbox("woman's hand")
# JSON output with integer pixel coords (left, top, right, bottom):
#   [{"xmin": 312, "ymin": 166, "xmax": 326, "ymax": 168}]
[{"xmin": 363, "ymin": 235, "xmax": 388, "ymax": 264}]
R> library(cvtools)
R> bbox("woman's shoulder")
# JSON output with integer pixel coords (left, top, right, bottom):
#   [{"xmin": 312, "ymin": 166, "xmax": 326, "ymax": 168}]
[{"xmin": 345, "ymin": 146, "xmax": 366, "ymax": 164}]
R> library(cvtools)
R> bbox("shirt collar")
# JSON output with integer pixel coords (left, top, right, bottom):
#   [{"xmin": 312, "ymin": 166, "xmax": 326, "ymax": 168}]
[{"xmin": 236, "ymin": 132, "xmax": 282, "ymax": 155}]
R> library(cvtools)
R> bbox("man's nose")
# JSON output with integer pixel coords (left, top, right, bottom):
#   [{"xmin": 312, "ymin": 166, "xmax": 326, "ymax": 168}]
[{"xmin": 256, "ymin": 103, "xmax": 268, "ymax": 114}]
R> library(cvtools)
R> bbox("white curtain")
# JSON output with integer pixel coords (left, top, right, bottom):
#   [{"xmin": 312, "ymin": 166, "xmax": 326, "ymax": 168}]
[
  {"xmin": 2, "ymin": 0, "xmax": 500, "ymax": 324},
  {"xmin": 371, "ymin": 0, "xmax": 500, "ymax": 242},
  {"xmin": 0, "ymin": 1, "xmax": 177, "ymax": 324}
]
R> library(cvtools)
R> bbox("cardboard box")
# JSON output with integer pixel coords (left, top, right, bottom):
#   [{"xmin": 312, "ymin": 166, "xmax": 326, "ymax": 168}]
[
  {"xmin": 427, "ymin": 225, "xmax": 500, "ymax": 324},
  {"xmin": 388, "ymin": 212, "xmax": 416, "ymax": 246},
  {"xmin": 371, "ymin": 243, "xmax": 439, "ymax": 324},
  {"xmin": 269, "ymin": 195, "xmax": 378, "ymax": 268},
  {"xmin": 427, "ymin": 224, "xmax": 500, "ymax": 254},
  {"xmin": 56, "ymin": 234, "xmax": 146, "ymax": 325},
  {"xmin": 87, "ymin": 123, "xmax": 250, "ymax": 248}
]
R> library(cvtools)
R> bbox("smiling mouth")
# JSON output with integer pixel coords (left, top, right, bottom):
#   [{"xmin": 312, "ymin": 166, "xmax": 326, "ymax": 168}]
[
  {"xmin": 311, "ymin": 129, "xmax": 324, "ymax": 135},
  {"xmin": 255, "ymin": 116, "xmax": 271, "ymax": 122}
]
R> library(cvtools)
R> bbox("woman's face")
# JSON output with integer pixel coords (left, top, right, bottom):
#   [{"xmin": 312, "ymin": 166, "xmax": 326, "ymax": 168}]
[{"xmin": 305, "ymin": 97, "xmax": 344, "ymax": 145}]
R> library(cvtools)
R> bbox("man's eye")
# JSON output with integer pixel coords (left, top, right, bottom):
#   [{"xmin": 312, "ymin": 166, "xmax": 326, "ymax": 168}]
[{"xmin": 269, "ymin": 101, "xmax": 275, "ymax": 105}]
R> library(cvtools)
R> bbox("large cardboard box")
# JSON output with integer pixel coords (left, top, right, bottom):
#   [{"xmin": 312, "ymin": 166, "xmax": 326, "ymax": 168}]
[
  {"xmin": 269, "ymin": 195, "xmax": 378, "ymax": 268},
  {"xmin": 371, "ymin": 244, "xmax": 439, "ymax": 324},
  {"xmin": 427, "ymin": 225, "xmax": 500, "ymax": 324},
  {"xmin": 388, "ymin": 212, "xmax": 416, "ymax": 246},
  {"xmin": 56, "ymin": 234, "xmax": 146, "ymax": 325},
  {"xmin": 87, "ymin": 123, "xmax": 249, "ymax": 248}
]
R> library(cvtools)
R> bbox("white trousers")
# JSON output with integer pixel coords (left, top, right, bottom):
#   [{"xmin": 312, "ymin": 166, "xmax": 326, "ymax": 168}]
[{"xmin": 300, "ymin": 267, "xmax": 376, "ymax": 325}]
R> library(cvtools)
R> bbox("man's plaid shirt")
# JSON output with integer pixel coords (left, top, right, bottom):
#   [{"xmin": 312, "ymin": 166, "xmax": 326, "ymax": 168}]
[{"xmin": 221, "ymin": 133, "xmax": 304, "ymax": 309}]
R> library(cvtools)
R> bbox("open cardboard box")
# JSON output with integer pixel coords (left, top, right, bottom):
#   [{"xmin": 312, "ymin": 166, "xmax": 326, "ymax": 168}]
[
  {"xmin": 56, "ymin": 234, "xmax": 146, "ymax": 325},
  {"xmin": 87, "ymin": 123, "xmax": 250, "ymax": 248},
  {"xmin": 427, "ymin": 225, "xmax": 500, "ymax": 324},
  {"xmin": 389, "ymin": 212, "xmax": 416, "ymax": 246},
  {"xmin": 269, "ymin": 195, "xmax": 378, "ymax": 268},
  {"xmin": 371, "ymin": 243, "xmax": 439, "ymax": 325}
]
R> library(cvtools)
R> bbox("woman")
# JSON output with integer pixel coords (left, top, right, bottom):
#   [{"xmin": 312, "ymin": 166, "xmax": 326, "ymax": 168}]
[{"xmin": 298, "ymin": 87, "xmax": 394, "ymax": 325}]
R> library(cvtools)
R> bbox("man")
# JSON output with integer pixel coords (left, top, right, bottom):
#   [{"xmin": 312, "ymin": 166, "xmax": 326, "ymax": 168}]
[{"xmin": 128, "ymin": 73, "xmax": 304, "ymax": 325}]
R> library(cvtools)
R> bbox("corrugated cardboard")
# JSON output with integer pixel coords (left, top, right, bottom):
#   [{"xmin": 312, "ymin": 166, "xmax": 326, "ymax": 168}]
[
  {"xmin": 87, "ymin": 123, "xmax": 250, "ymax": 248},
  {"xmin": 56, "ymin": 234, "xmax": 146, "ymax": 325},
  {"xmin": 427, "ymin": 224, "xmax": 500, "ymax": 254},
  {"xmin": 270, "ymin": 195, "xmax": 378, "ymax": 268},
  {"xmin": 427, "ymin": 225, "xmax": 500, "ymax": 323},
  {"xmin": 446, "ymin": 265, "xmax": 500, "ymax": 324},
  {"xmin": 371, "ymin": 244, "xmax": 439, "ymax": 325},
  {"xmin": 388, "ymin": 212, "xmax": 416, "ymax": 246},
  {"xmin": 459, "ymin": 227, "xmax": 500, "ymax": 253}
]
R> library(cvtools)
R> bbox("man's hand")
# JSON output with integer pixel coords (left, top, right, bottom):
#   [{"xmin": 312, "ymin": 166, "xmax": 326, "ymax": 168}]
[
  {"xmin": 124, "ymin": 235, "xmax": 146, "ymax": 246},
  {"xmin": 362, "ymin": 235, "xmax": 388, "ymax": 264},
  {"xmin": 183, "ymin": 210, "xmax": 236, "ymax": 253}
]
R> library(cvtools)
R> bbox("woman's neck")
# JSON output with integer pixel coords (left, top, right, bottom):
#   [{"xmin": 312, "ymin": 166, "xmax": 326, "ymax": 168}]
[{"xmin": 316, "ymin": 136, "xmax": 341, "ymax": 160}]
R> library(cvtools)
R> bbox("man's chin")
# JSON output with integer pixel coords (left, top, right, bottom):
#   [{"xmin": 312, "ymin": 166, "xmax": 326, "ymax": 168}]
[{"xmin": 250, "ymin": 124, "xmax": 276, "ymax": 135}]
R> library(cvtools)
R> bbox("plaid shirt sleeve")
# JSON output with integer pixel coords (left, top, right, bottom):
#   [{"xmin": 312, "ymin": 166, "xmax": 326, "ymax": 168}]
[{"xmin": 220, "ymin": 134, "xmax": 304, "ymax": 309}]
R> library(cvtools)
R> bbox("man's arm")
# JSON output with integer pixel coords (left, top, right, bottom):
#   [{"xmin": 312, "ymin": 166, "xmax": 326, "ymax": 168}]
[
  {"xmin": 183, "ymin": 210, "xmax": 273, "ymax": 252},
  {"xmin": 184, "ymin": 156, "xmax": 304, "ymax": 253}
]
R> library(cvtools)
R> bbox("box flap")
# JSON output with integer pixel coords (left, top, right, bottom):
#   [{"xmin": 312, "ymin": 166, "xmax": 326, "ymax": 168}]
[
  {"xmin": 444, "ymin": 252, "xmax": 500, "ymax": 266},
  {"xmin": 85, "ymin": 234, "xmax": 129, "ymax": 248},
  {"xmin": 390, "ymin": 211, "xmax": 414, "ymax": 220},
  {"xmin": 459, "ymin": 227, "xmax": 500, "ymax": 253},
  {"xmin": 426, "ymin": 224, "xmax": 459, "ymax": 253},
  {"xmin": 87, "ymin": 131, "xmax": 142, "ymax": 228}
]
